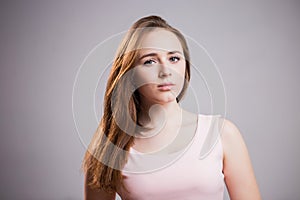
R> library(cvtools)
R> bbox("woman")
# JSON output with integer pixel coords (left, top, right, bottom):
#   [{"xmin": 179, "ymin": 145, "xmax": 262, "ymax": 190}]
[{"xmin": 82, "ymin": 15, "xmax": 261, "ymax": 200}]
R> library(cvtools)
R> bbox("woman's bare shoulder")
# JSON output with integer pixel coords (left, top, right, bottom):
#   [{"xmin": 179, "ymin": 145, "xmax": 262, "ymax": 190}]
[{"xmin": 218, "ymin": 117, "xmax": 244, "ymax": 144}]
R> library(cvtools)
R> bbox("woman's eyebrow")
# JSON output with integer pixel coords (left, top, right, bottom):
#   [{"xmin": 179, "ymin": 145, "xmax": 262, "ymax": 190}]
[
  {"xmin": 168, "ymin": 50, "xmax": 183, "ymax": 55},
  {"xmin": 139, "ymin": 51, "xmax": 183, "ymax": 60},
  {"xmin": 139, "ymin": 53, "xmax": 158, "ymax": 60}
]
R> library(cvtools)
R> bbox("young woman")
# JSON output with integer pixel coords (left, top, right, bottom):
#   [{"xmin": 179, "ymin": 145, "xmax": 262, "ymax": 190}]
[{"xmin": 82, "ymin": 15, "xmax": 261, "ymax": 200}]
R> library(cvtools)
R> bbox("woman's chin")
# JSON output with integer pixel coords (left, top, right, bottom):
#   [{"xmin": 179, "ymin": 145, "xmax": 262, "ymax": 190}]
[{"xmin": 154, "ymin": 94, "xmax": 178, "ymax": 104}]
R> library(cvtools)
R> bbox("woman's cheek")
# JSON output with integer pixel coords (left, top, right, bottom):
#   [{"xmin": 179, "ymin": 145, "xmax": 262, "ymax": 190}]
[
  {"xmin": 173, "ymin": 66, "xmax": 186, "ymax": 93},
  {"xmin": 132, "ymin": 66, "xmax": 159, "ymax": 87}
]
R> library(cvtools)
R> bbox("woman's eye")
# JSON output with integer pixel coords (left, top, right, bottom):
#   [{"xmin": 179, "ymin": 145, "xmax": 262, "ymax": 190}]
[
  {"xmin": 170, "ymin": 56, "xmax": 180, "ymax": 63},
  {"xmin": 143, "ymin": 59, "xmax": 156, "ymax": 65}
]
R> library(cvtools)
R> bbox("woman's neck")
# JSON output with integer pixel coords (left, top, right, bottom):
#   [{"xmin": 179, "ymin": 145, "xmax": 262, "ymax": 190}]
[{"xmin": 138, "ymin": 100, "xmax": 182, "ymax": 129}]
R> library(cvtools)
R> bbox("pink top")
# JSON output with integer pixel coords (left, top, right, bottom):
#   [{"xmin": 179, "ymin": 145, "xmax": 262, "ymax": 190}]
[{"xmin": 117, "ymin": 114, "xmax": 225, "ymax": 200}]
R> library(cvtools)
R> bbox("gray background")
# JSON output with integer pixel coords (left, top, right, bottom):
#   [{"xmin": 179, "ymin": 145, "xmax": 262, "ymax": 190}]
[{"xmin": 0, "ymin": 0, "xmax": 299, "ymax": 199}]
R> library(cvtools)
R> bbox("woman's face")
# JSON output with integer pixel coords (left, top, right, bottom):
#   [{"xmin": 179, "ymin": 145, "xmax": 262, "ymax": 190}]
[{"xmin": 132, "ymin": 28, "xmax": 186, "ymax": 106}]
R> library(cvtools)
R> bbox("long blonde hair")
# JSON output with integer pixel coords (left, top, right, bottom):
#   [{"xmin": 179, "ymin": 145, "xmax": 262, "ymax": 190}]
[{"xmin": 82, "ymin": 15, "xmax": 191, "ymax": 194}]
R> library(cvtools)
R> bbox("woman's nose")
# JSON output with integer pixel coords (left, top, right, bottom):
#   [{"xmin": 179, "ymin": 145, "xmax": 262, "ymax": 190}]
[{"xmin": 158, "ymin": 61, "xmax": 172, "ymax": 78}]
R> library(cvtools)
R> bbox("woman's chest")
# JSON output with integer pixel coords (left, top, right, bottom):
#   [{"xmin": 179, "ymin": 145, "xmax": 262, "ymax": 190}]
[{"xmin": 118, "ymin": 141, "xmax": 224, "ymax": 200}]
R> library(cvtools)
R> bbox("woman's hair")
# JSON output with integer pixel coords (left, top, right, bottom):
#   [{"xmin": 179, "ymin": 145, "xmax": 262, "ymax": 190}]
[{"xmin": 82, "ymin": 15, "xmax": 191, "ymax": 194}]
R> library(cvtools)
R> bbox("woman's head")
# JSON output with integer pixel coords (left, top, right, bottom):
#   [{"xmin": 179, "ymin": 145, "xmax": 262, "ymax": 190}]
[
  {"xmin": 83, "ymin": 15, "xmax": 191, "ymax": 194},
  {"xmin": 109, "ymin": 15, "xmax": 191, "ymax": 108}
]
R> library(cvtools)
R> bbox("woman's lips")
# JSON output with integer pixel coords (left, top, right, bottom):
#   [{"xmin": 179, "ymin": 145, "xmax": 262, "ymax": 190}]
[{"xmin": 157, "ymin": 83, "xmax": 175, "ymax": 91}]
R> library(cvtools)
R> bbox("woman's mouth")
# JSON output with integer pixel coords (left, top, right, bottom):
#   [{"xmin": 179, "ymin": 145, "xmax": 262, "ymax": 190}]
[{"xmin": 157, "ymin": 83, "xmax": 175, "ymax": 91}]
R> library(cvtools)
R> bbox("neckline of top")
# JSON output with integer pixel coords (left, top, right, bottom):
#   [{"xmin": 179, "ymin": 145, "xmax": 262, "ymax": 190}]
[{"xmin": 129, "ymin": 113, "xmax": 202, "ymax": 155}]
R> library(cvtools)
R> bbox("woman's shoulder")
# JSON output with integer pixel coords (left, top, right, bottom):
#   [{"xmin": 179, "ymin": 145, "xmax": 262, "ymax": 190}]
[
  {"xmin": 197, "ymin": 115, "xmax": 246, "ymax": 162},
  {"xmin": 218, "ymin": 117, "xmax": 248, "ymax": 159},
  {"xmin": 194, "ymin": 113, "xmax": 241, "ymax": 136},
  {"xmin": 218, "ymin": 117, "xmax": 243, "ymax": 142}
]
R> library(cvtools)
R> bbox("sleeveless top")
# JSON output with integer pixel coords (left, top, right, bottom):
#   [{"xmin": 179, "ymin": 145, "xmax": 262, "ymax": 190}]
[{"xmin": 117, "ymin": 114, "xmax": 225, "ymax": 200}]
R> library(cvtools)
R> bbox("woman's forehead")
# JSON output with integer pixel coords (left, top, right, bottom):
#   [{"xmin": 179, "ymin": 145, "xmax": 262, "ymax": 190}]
[{"xmin": 138, "ymin": 29, "xmax": 183, "ymax": 53}]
